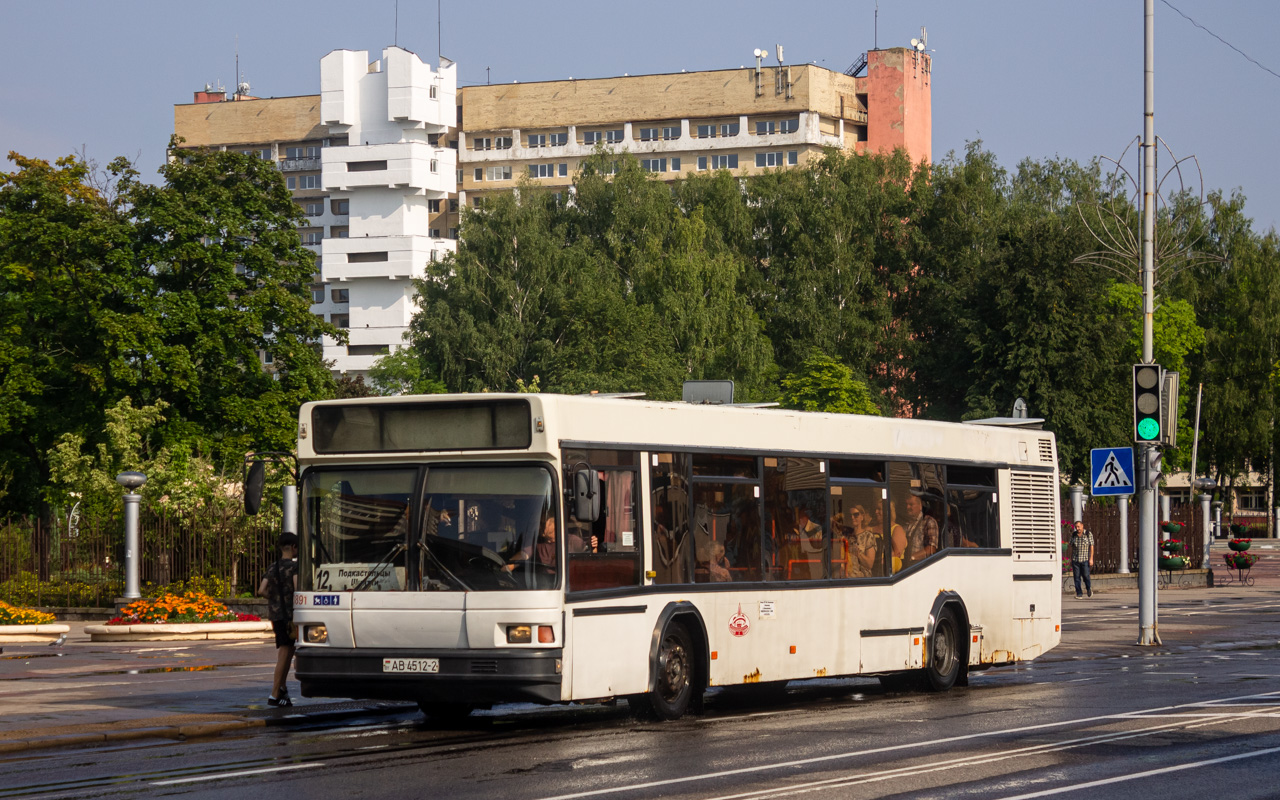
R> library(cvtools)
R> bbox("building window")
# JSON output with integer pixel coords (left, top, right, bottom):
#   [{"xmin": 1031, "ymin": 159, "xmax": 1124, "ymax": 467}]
[
  {"xmin": 605, "ymin": 129, "xmax": 625, "ymax": 144},
  {"xmin": 429, "ymin": 228, "xmax": 441, "ymax": 238},
  {"xmin": 448, "ymin": 199, "xmax": 459, "ymax": 212},
  {"xmin": 311, "ymin": 287, "xmax": 324, "ymax": 304},
  {"xmin": 697, "ymin": 156, "xmax": 707, "ymax": 171},
  {"xmin": 348, "ymin": 344, "xmax": 390, "ymax": 357},
  {"xmin": 303, "ymin": 231, "xmax": 323, "ymax": 244},
  {"xmin": 788, "ymin": 150, "xmax": 798, "ymax": 165},
  {"xmin": 331, "ymin": 226, "xmax": 349, "ymax": 238},
  {"xmin": 559, "ymin": 163, "xmax": 567, "ymax": 177},
  {"xmin": 456, "ymin": 169, "xmax": 464, "ymax": 183},
  {"xmin": 429, "ymin": 84, "xmax": 438, "ymax": 99},
  {"xmin": 528, "ymin": 133, "xmax": 546, "ymax": 148},
  {"xmin": 298, "ymin": 175, "xmax": 321, "ymax": 190},
  {"xmin": 264, "ymin": 350, "xmax": 274, "ymax": 365},
  {"xmin": 472, "ymin": 197, "xmax": 483, "ymax": 207},
  {"xmin": 287, "ymin": 177, "xmax": 295, "ymax": 190},
  {"xmin": 448, "ymin": 227, "xmax": 458, "ymax": 239},
  {"xmin": 496, "ymin": 136, "xmax": 512, "ymax": 149},
  {"xmin": 428, "ymin": 199, "xmax": 441, "ymax": 213},
  {"xmin": 755, "ymin": 152, "xmax": 786, "ymax": 168},
  {"xmin": 583, "ymin": 131, "xmax": 601, "ymax": 146},
  {"xmin": 258, "ymin": 149, "xmax": 272, "ymax": 160},
  {"xmin": 331, "ymin": 288, "xmax": 350, "ymax": 304},
  {"xmin": 286, "ymin": 146, "xmax": 304, "ymax": 159},
  {"xmin": 756, "ymin": 121, "xmax": 775, "ymax": 136},
  {"xmin": 640, "ymin": 158, "xmax": 667, "ymax": 173},
  {"xmin": 347, "ymin": 160, "xmax": 386, "ymax": 172},
  {"xmin": 671, "ymin": 157, "xmax": 681, "ymax": 171},
  {"xmin": 549, "ymin": 132, "xmax": 568, "ymax": 146},
  {"xmin": 710, "ymin": 154, "xmax": 738, "ymax": 170},
  {"xmin": 474, "ymin": 137, "xmax": 492, "ymax": 151},
  {"xmin": 430, "ymin": 158, "xmax": 438, "ymax": 173},
  {"xmin": 428, "ymin": 133, "xmax": 440, "ymax": 145},
  {"xmin": 348, "ymin": 252, "xmax": 389, "ymax": 263},
  {"xmin": 780, "ymin": 118, "xmax": 799, "ymax": 134},
  {"xmin": 662, "ymin": 126, "xmax": 680, "ymax": 140},
  {"xmin": 332, "ymin": 199, "xmax": 349, "ymax": 215},
  {"xmin": 485, "ymin": 165, "xmax": 512, "ymax": 181},
  {"xmin": 430, "ymin": 249, "xmax": 439, "ymax": 262},
  {"xmin": 721, "ymin": 122, "xmax": 740, "ymax": 137},
  {"xmin": 529, "ymin": 163, "xmax": 559, "ymax": 178},
  {"xmin": 1238, "ymin": 490, "xmax": 1267, "ymax": 511},
  {"xmin": 638, "ymin": 127, "xmax": 659, "ymax": 141},
  {"xmin": 304, "ymin": 201, "xmax": 323, "ymax": 216},
  {"xmin": 697, "ymin": 123, "xmax": 739, "ymax": 138},
  {"xmin": 474, "ymin": 167, "xmax": 483, "ymax": 181},
  {"xmin": 331, "ymin": 313, "xmax": 349, "ymax": 328}
]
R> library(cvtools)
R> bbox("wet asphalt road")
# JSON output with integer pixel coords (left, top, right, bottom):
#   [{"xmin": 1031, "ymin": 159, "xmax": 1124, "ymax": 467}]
[{"xmin": 6, "ymin": 588, "xmax": 1280, "ymax": 800}]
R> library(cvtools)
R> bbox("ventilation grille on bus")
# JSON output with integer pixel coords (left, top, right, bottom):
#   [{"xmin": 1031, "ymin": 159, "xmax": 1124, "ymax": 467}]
[
  {"xmin": 1010, "ymin": 471, "xmax": 1058, "ymax": 555},
  {"xmin": 1038, "ymin": 439, "xmax": 1054, "ymax": 464},
  {"xmin": 470, "ymin": 660, "xmax": 499, "ymax": 674}
]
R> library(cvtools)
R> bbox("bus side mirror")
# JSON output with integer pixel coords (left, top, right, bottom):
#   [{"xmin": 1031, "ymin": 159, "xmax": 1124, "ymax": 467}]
[
  {"xmin": 571, "ymin": 469, "xmax": 601, "ymax": 522},
  {"xmin": 244, "ymin": 461, "xmax": 266, "ymax": 515}
]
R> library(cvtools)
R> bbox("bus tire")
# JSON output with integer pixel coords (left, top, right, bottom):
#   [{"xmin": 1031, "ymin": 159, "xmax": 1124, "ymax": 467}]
[
  {"xmin": 643, "ymin": 622, "xmax": 696, "ymax": 720},
  {"xmin": 924, "ymin": 607, "xmax": 962, "ymax": 692}
]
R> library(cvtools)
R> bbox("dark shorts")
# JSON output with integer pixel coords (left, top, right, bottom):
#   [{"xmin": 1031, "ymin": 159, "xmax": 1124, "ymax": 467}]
[{"xmin": 272, "ymin": 619, "xmax": 296, "ymax": 649}]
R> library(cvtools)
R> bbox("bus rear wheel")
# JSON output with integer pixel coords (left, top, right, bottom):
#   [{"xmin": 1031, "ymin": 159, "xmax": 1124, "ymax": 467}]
[
  {"xmin": 924, "ymin": 607, "xmax": 962, "ymax": 692},
  {"xmin": 640, "ymin": 623, "xmax": 695, "ymax": 720}
]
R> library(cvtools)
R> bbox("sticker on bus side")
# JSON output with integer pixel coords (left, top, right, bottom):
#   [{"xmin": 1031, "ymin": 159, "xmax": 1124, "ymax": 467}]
[
  {"xmin": 312, "ymin": 594, "xmax": 341, "ymax": 606},
  {"xmin": 729, "ymin": 604, "xmax": 750, "ymax": 637}
]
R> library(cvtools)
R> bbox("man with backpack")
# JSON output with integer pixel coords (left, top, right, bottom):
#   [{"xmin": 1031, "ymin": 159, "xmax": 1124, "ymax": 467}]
[{"xmin": 257, "ymin": 532, "xmax": 299, "ymax": 706}]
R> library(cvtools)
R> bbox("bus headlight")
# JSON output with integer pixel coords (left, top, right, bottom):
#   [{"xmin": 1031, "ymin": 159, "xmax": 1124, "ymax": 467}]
[
  {"xmin": 506, "ymin": 625, "xmax": 532, "ymax": 644},
  {"xmin": 304, "ymin": 624, "xmax": 329, "ymax": 644}
]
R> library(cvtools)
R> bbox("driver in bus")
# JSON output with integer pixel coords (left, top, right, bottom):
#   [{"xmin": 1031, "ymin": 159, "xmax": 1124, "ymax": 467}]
[{"xmin": 505, "ymin": 516, "xmax": 597, "ymax": 572}]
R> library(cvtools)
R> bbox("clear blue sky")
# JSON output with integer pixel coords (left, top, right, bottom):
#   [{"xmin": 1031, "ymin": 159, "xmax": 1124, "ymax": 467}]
[{"xmin": 3, "ymin": 1, "xmax": 1277, "ymax": 233}]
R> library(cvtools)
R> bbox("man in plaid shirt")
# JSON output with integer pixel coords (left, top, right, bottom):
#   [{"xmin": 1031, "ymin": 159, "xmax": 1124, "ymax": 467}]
[{"xmin": 1070, "ymin": 521, "xmax": 1095, "ymax": 598}]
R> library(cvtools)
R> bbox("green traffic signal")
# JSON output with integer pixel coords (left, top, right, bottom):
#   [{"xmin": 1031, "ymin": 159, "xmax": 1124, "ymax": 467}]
[{"xmin": 1137, "ymin": 417, "xmax": 1160, "ymax": 440}]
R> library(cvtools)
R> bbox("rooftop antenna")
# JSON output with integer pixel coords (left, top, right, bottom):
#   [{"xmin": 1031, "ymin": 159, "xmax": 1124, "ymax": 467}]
[
  {"xmin": 394, "ymin": 0, "xmax": 398, "ymax": 47},
  {"xmin": 234, "ymin": 35, "xmax": 238, "ymax": 97},
  {"xmin": 874, "ymin": 1, "xmax": 878, "ymax": 50},
  {"xmin": 437, "ymin": 0, "xmax": 442, "ymax": 63}
]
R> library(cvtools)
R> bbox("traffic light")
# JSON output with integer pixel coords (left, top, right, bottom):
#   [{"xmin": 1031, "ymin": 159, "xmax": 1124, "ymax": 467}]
[
  {"xmin": 1133, "ymin": 364, "xmax": 1162, "ymax": 442},
  {"xmin": 1160, "ymin": 370, "xmax": 1180, "ymax": 448},
  {"xmin": 1144, "ymin": 447, "xmax": 1163, "ymax": 490}
]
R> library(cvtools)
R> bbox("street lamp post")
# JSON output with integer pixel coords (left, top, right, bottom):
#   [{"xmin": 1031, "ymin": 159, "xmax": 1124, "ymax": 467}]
[{"xmin": 116, "ymin": 471, "xmax": 147, "ymax": 600}]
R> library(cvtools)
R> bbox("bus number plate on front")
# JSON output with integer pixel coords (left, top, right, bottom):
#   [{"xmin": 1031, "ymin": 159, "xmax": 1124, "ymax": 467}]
[{"xmin": 382, "ymin": 658, "xmax": 439, "ymax": 673}]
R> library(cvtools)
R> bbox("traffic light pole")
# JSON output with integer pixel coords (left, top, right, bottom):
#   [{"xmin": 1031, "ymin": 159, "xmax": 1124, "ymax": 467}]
[{"xmin": 1137, "ymin": 0, "xmax": 1161, "ymax": 646}]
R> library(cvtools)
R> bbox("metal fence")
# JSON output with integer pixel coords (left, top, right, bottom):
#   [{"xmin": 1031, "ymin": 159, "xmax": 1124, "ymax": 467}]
[
  {"xmin": 1061, "ymin": 500, "xmax": 1207, "ymax": 573},
  {"xmin": 0, "ymin": 510, "xmax": 278, "ymax": 607}
]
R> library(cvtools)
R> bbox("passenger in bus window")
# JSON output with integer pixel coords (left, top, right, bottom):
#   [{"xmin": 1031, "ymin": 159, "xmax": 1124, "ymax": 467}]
[
  {"xmin": 882, "ymin": 502, "xmax": 906, "ymax": 573},
  {"xmin": 708, "ymin": 542, "xmax": 732, "ymax": 581},
  {"xmin": 901, "ymin": 493, "xmax": 940, "ymax": 566},
  {"xmin": 844, "ymin": 505, "xmax": 879, "ymax": 579}
]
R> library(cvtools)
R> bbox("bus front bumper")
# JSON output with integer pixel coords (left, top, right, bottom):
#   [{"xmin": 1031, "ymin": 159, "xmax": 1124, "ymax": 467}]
[{"xmin": 295, "ymin": 646, "xmax": 564, "ymax": 705}]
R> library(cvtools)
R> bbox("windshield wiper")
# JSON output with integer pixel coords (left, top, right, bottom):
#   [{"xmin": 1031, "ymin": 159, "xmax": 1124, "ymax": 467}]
[
  {"xmin": 417, "ymin": 539, "xmax": 472, "ymax": 591},
  {"xmin": 351, "ymin": 543, "xmax": 407, "ymax": 592}
]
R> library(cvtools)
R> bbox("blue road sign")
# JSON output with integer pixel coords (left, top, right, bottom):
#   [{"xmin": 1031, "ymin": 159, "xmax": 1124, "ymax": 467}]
[{"xmin": 1091, "ymin": 447, "xmax": 1135, "ymax": 496}]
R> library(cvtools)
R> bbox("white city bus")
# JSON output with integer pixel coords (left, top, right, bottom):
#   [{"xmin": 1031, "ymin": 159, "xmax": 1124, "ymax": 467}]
[{"xmin": 284, "ymin": 393, "xmax": 1061, "ymax": 719}]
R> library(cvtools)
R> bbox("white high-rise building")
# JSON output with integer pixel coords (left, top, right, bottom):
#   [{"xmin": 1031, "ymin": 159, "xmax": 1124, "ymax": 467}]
[{"xmin": 318, "ymin": 47, "xmax": 456, "ymax": 374}]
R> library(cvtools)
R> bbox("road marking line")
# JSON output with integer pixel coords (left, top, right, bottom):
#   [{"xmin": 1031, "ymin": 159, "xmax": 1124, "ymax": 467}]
[
  {"xmin": 994, "ymin": 745, "xmax": 1280, "ymax": 799},
  {"xmin": 151, "ymin": 763, "xmax": 319, "ymax": 786},
  {"xmin": 531, "ymin": 691, "xmax": 1280, "ymax": 800}
]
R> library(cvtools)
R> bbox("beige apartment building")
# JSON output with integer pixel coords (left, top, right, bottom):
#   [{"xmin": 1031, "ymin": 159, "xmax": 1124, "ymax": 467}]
[
  {"xmin": 174, "ymin": 47, "xmax": 930, "ymax": 374},
  {"xmin": 458, "ymin": 47, "xmax": 931, "ymax": 206}
]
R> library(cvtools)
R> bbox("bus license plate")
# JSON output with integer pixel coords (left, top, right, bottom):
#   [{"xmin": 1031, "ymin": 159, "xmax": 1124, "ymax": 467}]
[{"xmin": 383, "ymin": 658, "xmax": 439, "ymax": 674}]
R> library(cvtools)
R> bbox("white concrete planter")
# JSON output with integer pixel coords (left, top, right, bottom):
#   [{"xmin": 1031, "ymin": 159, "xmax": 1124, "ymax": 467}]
[
  {"xmin": 85, "ymin": 621, "xmax": 273, "ymax": 642},
  {"xmin": 0, "ymin": 624, "xmax": 71, "ymax": 643}
]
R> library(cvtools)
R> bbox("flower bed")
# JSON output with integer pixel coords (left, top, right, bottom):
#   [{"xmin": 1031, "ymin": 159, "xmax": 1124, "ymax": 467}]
[
  {"xmin": 106, "ymin": 592, "xmax": 260, "ymax": 626},
  {"xmin": 1161, "ymin": 521, "xmax": 1185, "ymax": 535},
  {"xmin": 1160, "ymin": 539, "xmax": 1184, "ymax": 554},
  {"xmin": 0, "ymin": 600, "xmax": 70, "ymax": 643},
  {"xmin": 1229, "ymin": 538, "xmax": 1252, "ymax": 552}
]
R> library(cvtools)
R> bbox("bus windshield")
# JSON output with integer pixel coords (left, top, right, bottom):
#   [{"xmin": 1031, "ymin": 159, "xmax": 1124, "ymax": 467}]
[{"xmin": 300, "ymin": 465, "xmax": 559, "ymax": 592}]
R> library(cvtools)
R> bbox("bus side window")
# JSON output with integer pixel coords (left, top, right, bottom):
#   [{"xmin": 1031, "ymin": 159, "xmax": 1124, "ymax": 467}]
[
  {"xmin": 651, "ymin": 453, "xmax": 692, "ymax": 584},
  {"xmin": 563, "ymin": 449, "xmax": 642, "ymax": 592}
]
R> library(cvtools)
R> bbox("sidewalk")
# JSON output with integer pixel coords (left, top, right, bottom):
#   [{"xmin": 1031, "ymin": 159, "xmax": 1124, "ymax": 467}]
[
  {"xmin": 3, "ymin": 546, "xmax": 1278, "ymax": 756},
  {"xmin": 0, "ymin": 621, "xmax": 414, "ymax": 754}
]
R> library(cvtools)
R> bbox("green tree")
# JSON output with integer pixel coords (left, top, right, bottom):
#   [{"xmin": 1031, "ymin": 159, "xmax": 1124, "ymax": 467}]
[
  {"xmin": 779, "ymin": 354, "xmax": 881, "ymax": 415},
  {"xmin": 366, "ymin": 348, "xmax": 446, "ymax": 396}
]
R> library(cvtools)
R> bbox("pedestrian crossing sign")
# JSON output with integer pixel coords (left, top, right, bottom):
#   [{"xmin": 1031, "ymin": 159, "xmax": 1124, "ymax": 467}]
[{"xmin": 1090, "ymin": 447, "xmax": 1135, "ymax": 496}]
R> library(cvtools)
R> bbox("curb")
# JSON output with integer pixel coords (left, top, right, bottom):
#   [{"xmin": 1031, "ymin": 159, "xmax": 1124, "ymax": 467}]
[
  {"xmin": 84, "ymin": 621, "xmax": 273, "ymax": 642},
  {"xmin": 0, "ymin": 703, "xmax": 417, "ymax": 755}
]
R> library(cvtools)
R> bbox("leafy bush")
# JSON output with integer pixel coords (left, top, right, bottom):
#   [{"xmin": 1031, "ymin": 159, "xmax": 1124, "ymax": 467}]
[
  {"xmin": 141, "ymin": 576, "xmax": 233, "ymax": 599},
  {"xmin": 0, "ymin": 571, "xmax": 122, "ymax": 608},
  {"xmin": 0, "ymin": 599, "xmax": 56, "ymax": 625}
]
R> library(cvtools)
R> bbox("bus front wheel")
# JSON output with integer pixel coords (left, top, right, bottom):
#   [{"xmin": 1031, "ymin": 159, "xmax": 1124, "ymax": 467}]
[
  {"xmin": 924, "ymin": 607, "xmax": 962, "ymax": 692},
  {"xmin": 641, "ymin": 623, "xmax": 696, "ymax": 720}
]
